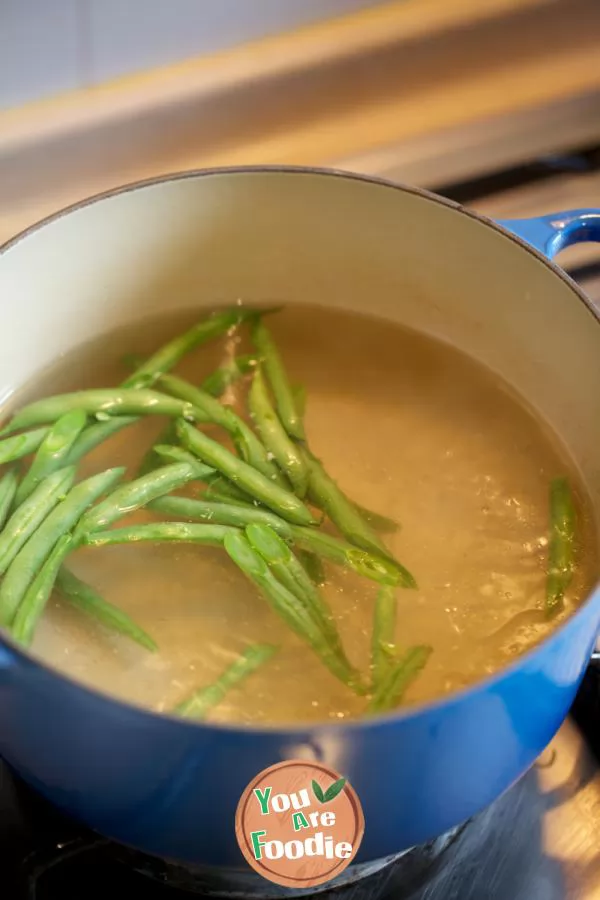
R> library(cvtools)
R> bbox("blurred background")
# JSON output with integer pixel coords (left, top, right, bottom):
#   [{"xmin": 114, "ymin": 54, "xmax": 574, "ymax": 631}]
[{"xmin": 1, "ymin": 0, "xmax": 599, "ymax": 281}]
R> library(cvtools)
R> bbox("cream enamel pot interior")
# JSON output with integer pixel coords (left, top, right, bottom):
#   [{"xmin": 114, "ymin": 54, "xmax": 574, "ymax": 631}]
[{"xmin": 0, "ymin": 168, "xmax": 600, "ymax": 879}]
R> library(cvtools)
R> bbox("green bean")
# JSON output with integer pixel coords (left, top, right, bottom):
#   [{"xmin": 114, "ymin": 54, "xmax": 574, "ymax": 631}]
[
  {"xmin": 177, "ymin": 420, "xmax": 315, "ymax": 526},
  {"xmin": 153, "ymin": 444, "xmax": 204, "ymax": 467},
  {"xmin": 175, "ymin": 643, "xmax": 277, "ymax": 719},
  {"xmin": 201, "ymin": 475, "xmax": 256, "ymax": 505},
  {"xmin": 11, "ymin": 535, "xmax": 74, "ymax": 646},
  {"xmin": 251, "ymin": 319, "xmax": 305, "ymax": 440},
  {"xmin": 0, "ymin": 467, "xmax": 125, "ymax": 627},
  {"xmin": 154, "ymin": 445, "xmax": 246, "ymax": 502},
  {"xmin": 223, "ymin": 531, "xmax": 363, "ymax": 693},
  {"xmin": 302, "ymin": 447, "xmax": 390, "ymax": 558},
  {"xmin": 29, "ymin": 310, "xmax": 254, "ymax": 473},
  {"xmin": 0, "ymin": 467, "xmax": 76, "ymax": 577},
  {"xmin": 292, "ymin": 384, "xmax": 307, "ymax": 419},
  {"xmin": 245, "ymin": 524, "xmax": 357, "ymax": 675},
  {"xmin": 371, "ymin": 586, "xmax": 397, "ymax": 688},
  {"xmin": 55, "ymin": 567, "xmax": 157, "ymax": 652},
  {"xmin": 159, "ymin": 373, "xmax": 284, "ymax": 485},
  {"xmin": 77, "ymin": 308, "xmax": 260, "ymax": 464},
  {"xmin": 14, "ymin": 410, "xmax": 87, "ymax": 507},
  {"xmin": 297, "ymin": 549, "xmax": 326, "ymax": 586},
  {"xmin": 246, "ymin": 526, "xmax": 317, "ymax": 605},
  {"xmin": 0, "ymin": 389, "xmax": 209, "ymax": 435},
  {"xmin": 67, "ymin": 416, "xmax": 138, "ymax": 466},
  {"xmin": 201, "ymin": 354, "xmax": 258, "ymax": 398},
  {"xmin": 123, "ymin": 307, "xmax": 260, "ymax": 390},
  {"xmin": 149, "ymin": 496, "xmax": 293, "ymax": 539},
  {"xmin": 201, "ymin": 480, "xmax": 255, "ymax": 506},
  {"xmin": 290, "ymin": 526, "xmax": 415, "ymax": 588},
  {"xmin": 249, "ymin": 368, "xmax": 308, "ymax": 497},
  {"xmin": 153, "ymin": 445, "xmax": 249, "ymax": 504},
  {"xmin": 84, "ymin": 521, "xmax": 235, "ymax": 549},
  {"xmin": 120, "ymin": 352, "xmax": 144, "ymax": 372},
  {"xmin": 252, "ymin": 358, "xmax": 397, "ymax": 533},
  {"xmin": 158, "ymin": 375, "xmax": 238, "ymax": 432},
  {"xmin": 354, "ymin": 504, "xmax": 399, "ymax": 534},
  {"xmin": 546, "ymin": 476, "xmax": 577, "ymax": 617},
  {"xmin": 367, "ymin": 645, "xmax": 432, "ymax": 713},
  {"xmin": 77, "ymin": 461, "xmax": 214, "ymax": 536},
  {"xmin": 0, "ymin": 428, "xmax": 49, "ymax": 465},
  {"xmin": 0, "ymin": 470, "xmax": 19, "ymax": 530},
  {"xmin": 136, "ymin": 354, "xmax": 259, "ymax": 477},
  {"xmin": 245, "ymin": 524, "xmax": 330, "ymax": 630}
]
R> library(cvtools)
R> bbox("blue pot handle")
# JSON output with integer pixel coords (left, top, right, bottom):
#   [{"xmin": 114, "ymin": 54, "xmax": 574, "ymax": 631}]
[{"xmin": 497, "ymin": 209, "xmax": 600, "ymax": 259}]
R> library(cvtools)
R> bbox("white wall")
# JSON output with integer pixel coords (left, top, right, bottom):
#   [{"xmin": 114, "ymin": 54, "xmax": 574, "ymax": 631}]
[{"xmin": 0, "ymin": 0, "xmax": 383, "ymax": 110}]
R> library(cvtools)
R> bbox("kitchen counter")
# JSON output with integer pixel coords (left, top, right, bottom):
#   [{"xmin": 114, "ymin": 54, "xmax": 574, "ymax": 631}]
[{"xmin": 1, "ymin": 0, "xmax": 599, "ymax": 246}]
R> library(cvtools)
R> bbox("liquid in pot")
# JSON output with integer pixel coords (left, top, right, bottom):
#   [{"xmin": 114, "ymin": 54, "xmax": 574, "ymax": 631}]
[{"xmin": 2, "ymin": 305, "xmax": 597, "ymax": 724}]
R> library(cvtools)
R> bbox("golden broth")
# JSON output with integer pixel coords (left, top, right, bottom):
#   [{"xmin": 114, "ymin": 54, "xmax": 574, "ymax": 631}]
[{"xmin": 3, "ymin": 305, "xmax": 597, "ymax": 724}]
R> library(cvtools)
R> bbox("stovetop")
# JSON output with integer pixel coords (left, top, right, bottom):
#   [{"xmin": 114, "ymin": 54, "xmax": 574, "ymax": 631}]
[{"xmin": 3, "ymin": 146, "xmax": 600, "ymax": 899}]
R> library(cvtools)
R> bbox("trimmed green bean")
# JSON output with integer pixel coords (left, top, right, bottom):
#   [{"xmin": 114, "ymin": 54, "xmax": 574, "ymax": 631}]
[
  {"xmin": 303, "ymin": 447, "xmax": 390, "ymax": 557},
  {"xmin": 249, "ymin": 368, "xmax": 308, "ymax": 497},
  {"xmin": 55, "ymin": 567, "xmax": 157, "ymax": 652},
  {"xmin": 290, "ymin": 526, "xmax": 415, "ymax": 588},
  {"xmin": 175, "ymin": 643, "xmax": 277, "ymax": 719},
  {"xmin": 546, "ymin": 476, "xmax": 577, "ymax": 616},
  {"xmin": 0, "ymin": 389, "xmax": 209, "ymax": 435},
  {"xmin": 292, "ymin": 383, "xmax": 307, "ymax": 420},
  {"xmin": 158, "ymin": 374, "xmax": 238, "ymax": 432},
  {"xmin": 176, "ymin": 420, "xmax": 315, "ymax": 526},
  {"xmin": 136, "ymin": 353, "xmax": 259, "ymax": 477},
  {"xmin": 153, "ymin": 444, "xmax": 204, "ymax": 467},
  {"xmin": 11, "ymin": 535, "xmax": 74, "ymax": 646},
  {"xmin": 251, "ymin": 319, "xmax": 305, "ymax": 440},
  {"xmin": 149, "ymin": 495, "xmax": 293, "ymax": 539},
  {"xmin": 153, "ymin": 445, "xmax": 249, "ymax": 504},
  {"xmin": 367, "ymin": 645, "xmax": 432, "ymax": 713},
  {"xmin": 68, "ymin": 311, "xmax": 248, "ymax": 464},
  {"xmin": 245, "ymin": 524, "xmax": 360, "ymax": 686},
  {"xmin": 159, "ymin": 373, "xmax": 284, "ymax": 485},
  {"xmin": 0, "ymin": 428, "xmax": 49, "ymax": 465},
  {"xmin": 201, "ymin": 354, "xmax": 258, "ymax": 398},
  {"xmin": 0, "ymin": 467, "xmax": 125, "ymax": 627},
  {"xmin": 0, "ymin": 467, "xmax": 76, "ymax": 578},
  {"xmin": 14, "ymin": 409, "xmax": 87, "ymax": 507},
  {"xmin": 45, "ymin": 310, "xmax": 254, "ymax": 473},
  {"xmin": 123, "ymin": 307, "xmax": 260, "ymax": 390},
  {"xmin": 0, "ymin": 470, "xmax": 19, "ymax": 530},
  {"xmin": 77, "ymin": 461, "xmax": 214, "ymax": 535},
  {"xmin": 201, "ymin": 475, "xmax": 256, "ymax": 505},
  {"xmin": 84, "ymin": 521, "xmax": 235, "ymax": 549},
  {"xmin": 245, "ymin": 524, "xmax": 331, "ymax": 632},
  {"xmin": 120, "ymin": 352, "xmax": 144, "ymax": 371},
  {"xmin": 371, "ymin": 586, "xmax": 397, "ymax": 688},
  {"xmin": 201, "ymin": 479, "xmax": 255, "ymax": 506},
  {"xmin": 355, "ymin": 504, "xmax": 399, "ymax": 534},
  {"xmin": 223, "ymin": 531, "xmax": 363, "ymax": 693},
  {"xmin": 297, "ymin": 549, "xmax": 325, "ymax": 586},
  {"xmin": 67, "ymin": 416, "xmax": 138, "ymax": 466}
]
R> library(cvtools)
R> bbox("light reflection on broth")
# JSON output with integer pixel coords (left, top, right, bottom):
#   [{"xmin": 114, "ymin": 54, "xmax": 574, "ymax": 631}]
[{"xmin": 3, "ymin": 305, "xmax": 597, "ymax": 724}]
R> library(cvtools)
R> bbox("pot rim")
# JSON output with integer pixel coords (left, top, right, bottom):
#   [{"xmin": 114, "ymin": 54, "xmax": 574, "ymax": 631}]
[{"xmin": 1, "ymin": 163, "xmax": 598, "ymax": 737}]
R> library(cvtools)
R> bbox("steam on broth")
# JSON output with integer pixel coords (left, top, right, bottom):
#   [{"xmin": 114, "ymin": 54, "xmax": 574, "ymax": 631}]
[{"xmin": 0, "ymin": 305, "xmax": 596, "ymax": 724}]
